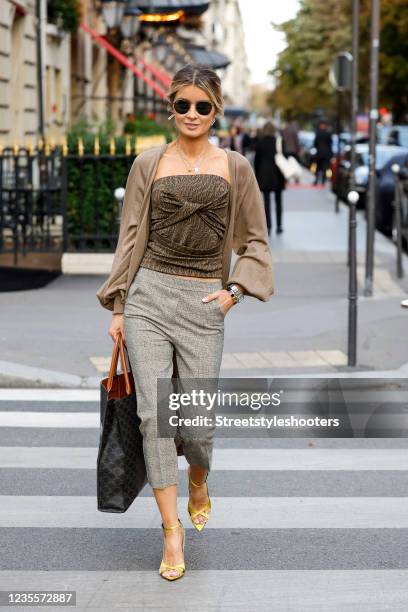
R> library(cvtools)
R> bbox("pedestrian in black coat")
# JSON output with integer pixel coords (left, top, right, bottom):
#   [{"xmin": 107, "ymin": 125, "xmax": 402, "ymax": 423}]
[
  {"xmin": 254, "ymin": 121, "xmax": 287, "ymax": 234},
  {"xmin": 313, "ymin": 121, "xmax": 333, "ymax": 185}
]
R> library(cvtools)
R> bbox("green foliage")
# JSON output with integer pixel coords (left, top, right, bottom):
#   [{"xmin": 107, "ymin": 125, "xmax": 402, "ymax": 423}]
[
  {"xmin": 47, "ymin": 0, "xmax": 80, "ymax": 33},
  {"xmin": 375, "ymin": 0, "xmax": 408, "ymax": 121},
  {"xmin": 64, "ymin": 117, "xmax": 175, "ymax": 250},
  {"xmin": 272, "ymin": 0, "xmax": 408, "ymax": 123},
  {"xmin": 65, "ymin": 155, "xmax": 132, "ymax": 252},
  {"xmin": 271, "ymin": 0, "xmax": 351, "ymax": 123}
]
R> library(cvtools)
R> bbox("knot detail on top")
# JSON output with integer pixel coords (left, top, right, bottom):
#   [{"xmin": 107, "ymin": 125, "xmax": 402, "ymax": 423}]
[{"xmin": 139, "ymin": 173, "xmax": 230, "ymax": 277}]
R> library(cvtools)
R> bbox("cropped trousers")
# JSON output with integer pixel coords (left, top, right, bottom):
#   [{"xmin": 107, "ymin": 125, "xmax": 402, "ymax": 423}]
[{"xmin": 123, "ymin": 266, "xmax": 225, "ymax": 489}]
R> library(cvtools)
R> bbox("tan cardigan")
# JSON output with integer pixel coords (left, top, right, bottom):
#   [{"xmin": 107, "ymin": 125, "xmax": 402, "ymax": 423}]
[{"xmin": 96, "ymin": 142, "xmax": 274, "ymax": 314}]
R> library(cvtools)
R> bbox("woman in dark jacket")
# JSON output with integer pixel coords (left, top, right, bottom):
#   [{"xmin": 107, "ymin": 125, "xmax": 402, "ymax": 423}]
[{"xmin": 254, "ymin": 121, "xmax": 286, "ymax": 234}]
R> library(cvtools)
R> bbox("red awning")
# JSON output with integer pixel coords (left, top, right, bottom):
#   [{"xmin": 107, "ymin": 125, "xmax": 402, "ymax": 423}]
[{"xmin": 80, "ymin": 23, "xmax": 171, "ymax": 99}]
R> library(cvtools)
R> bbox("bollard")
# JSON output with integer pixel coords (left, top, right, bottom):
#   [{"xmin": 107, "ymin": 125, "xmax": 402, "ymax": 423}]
[
  {"xmin": 392, "ymin": 164, "xmax": 404, "ymax": 279},
  {"xmin": 347, "ymin": 190, "xmax": 360, "ymax": 366},
  {"xmin": 347, "ymin": 190, "xmax": 359, "ymax": 268},
  {"xmin": 114, "ymin": 187, "xmax": 125, "ymax": 229}
]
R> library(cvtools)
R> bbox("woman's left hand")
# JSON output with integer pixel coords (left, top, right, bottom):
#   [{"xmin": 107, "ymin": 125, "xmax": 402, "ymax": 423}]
[{"xmin": 202, "ymin": 289, "xmax": 235, "ymax": 315}]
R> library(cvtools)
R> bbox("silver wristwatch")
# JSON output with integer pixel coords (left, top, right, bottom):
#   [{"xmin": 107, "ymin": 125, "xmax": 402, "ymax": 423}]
[{"xmin": 227, "ymin": 283, "xmax": 245, "ymax": 304}]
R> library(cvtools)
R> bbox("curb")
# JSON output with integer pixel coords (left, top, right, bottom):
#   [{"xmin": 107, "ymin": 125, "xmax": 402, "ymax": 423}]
[
  {"xmin": 0, "ymin": 359, "xmax": 407, "ymax": 390},
  {"xmin": 0, "ymin": 360, "xmax": 100, "ymax": 389}
]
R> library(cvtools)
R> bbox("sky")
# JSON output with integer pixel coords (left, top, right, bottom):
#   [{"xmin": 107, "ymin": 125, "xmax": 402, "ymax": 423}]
[{"xmin": 238, "ymin": 0, "xmax": 300, "ymax": 87}]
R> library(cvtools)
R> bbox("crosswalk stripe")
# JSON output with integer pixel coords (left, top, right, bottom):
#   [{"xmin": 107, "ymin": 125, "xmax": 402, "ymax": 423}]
[
  {"xmin": 0, "ymin": 569, "xmax": 407, "ymax": 610},
  {"xmin": 2, "ymin": 468, "xmax": 407, "ymax": 497},
  {"xmin": 1, "ymin": 394, "xmax": 407, "ymax": 605},
  {"xmin": 0, "ymin": 389, "xmax": 100, "ymax": 401},
  {"xmin": 0, "ymin": 448, "xmax": 406, "ymax": 470},
  {"xmin": 1, "ymin": 387, "xmax": 407, "ymax": 411},
  {"xmin": 1, "ymin": 496, "xmax": 407, "ymax": 529},
  {"xmin": 0, "ymin": 412, "xmax": 99, "ymax": 427}
]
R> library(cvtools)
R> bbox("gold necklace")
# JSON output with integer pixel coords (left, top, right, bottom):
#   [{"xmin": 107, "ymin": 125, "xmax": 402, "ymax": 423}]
[{"xmin": 176, "ymin": 139, "xmax": 210, "ymax": 173}]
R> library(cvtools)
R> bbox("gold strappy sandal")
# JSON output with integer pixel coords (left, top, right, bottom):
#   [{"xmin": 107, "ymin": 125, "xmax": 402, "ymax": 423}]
[
  {"xmin": 187, "ymin": 467, "xmax": 211, "ymax": 532},
  {"xmin": 159, "ymin": 518, "xmax": 186, "ymax": 581}
]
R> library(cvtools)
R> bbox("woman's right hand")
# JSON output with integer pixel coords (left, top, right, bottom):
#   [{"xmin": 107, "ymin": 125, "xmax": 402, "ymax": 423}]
[{"xmin": 109, "ymin": 314, "xmax": 126, "ymax": 343}]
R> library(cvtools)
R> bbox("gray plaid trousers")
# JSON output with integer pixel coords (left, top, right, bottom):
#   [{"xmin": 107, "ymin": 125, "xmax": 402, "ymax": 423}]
[{"xmin": 123, "ymin": 266, "xmax": 225, "ymax": 489}]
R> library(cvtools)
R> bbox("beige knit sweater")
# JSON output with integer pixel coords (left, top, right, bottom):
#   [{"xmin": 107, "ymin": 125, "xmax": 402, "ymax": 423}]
[{"xmin": 96, "ymin": 142, "xmax": 274, "ymax": 314}]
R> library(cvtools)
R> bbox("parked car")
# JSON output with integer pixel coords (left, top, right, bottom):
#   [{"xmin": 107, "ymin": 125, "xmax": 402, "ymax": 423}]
[
  {"xmin": 375, "ymin": 152, "xmax": 408, "ymax": 239},
  {"xmin": 330, "ymin": 133, "xmax": 368, "ymax": 193},
  {"xmin": 335, "ymin": 144, "xmax": 408, "ymax": 208},
  {"xmin": 378, "ymin": 125, "xmax": 408, "ymax": 148}
]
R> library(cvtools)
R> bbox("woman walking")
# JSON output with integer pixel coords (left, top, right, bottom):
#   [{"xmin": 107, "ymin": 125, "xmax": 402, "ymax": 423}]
[
  {"xmin": 254, "ymin": 121, "xmax": 287, "ymax": 234},
  {"xmin": 96, "ymin": 63, "xmax": 274, "ymax": 581}
]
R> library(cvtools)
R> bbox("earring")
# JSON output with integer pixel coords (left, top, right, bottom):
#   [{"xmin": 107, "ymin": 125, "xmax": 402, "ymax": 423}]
[{"xmin": 168, "ymin": 114, "xmax": 174, "ymax": 120}]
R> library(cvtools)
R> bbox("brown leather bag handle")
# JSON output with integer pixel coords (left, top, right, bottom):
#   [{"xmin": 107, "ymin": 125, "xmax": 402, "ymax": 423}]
[
  {"xmin": 119, "ymin": 337, "xmax": 132, "ymax": 395},
  {"xmin": 107, "ymin": 333, "xmax": 132, "ymax": 394}
]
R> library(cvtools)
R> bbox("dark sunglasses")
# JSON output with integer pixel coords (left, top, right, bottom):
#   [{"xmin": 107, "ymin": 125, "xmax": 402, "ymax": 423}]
[{"xmin": 173, "ymin": 98, "xmax": 213, "ymax": 116}]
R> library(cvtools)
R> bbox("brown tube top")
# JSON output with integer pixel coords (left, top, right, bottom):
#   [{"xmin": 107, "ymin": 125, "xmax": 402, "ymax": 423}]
[{"xmin": 139, "ymin": 173, "xmax": 230, "ymax": 277}]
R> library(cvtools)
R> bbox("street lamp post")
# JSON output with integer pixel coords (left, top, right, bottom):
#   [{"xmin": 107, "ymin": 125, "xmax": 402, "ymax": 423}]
[
  {"xmin": 35, "ymin": 0, "xmax": 45, "ymax": 141},
  {"xmin": 120, "ymin": 4, "xmax": 142, "ymax": 40},
  {"xmin": 364, "ymin": 0, "xmax": 380, "ymax": 296},
  {"xmin": 100, "ymin": 1, "xmax": 126, "ymax": 123},
  {"xmin": 100, "ymin": 1, "xmax": 142, "ymax": 122},
  {"xmin": 100, "ymin": 0, "xmax": 126, "ymax": 29},
  {"xmin": 120, "ymin": 4, "xmax": 142, "ymax": 117},
  {"xmin": 347, "ymin": 0, "xmax": 360, "ymax": 367}
]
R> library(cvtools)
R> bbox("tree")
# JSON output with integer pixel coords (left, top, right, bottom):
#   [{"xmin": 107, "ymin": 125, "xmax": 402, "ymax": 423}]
[
  {"xmin": 47, "ymin": 0, "xmax": 81, "ymax": 34},
  {"xmin": 371, "ymin": 0, "xmax": 408, "ymax": 122},
  {"xmin": 271, "ymin": 0, "xmax": 351, "ymax": 121},
  {"xmin": 272, "ymin": 0, "xmax": 408, "ymax": 123}
]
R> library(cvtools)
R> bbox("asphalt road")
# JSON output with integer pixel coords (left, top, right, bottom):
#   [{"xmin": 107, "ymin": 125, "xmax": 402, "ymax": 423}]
[{"xmin": 0, "ymin": 388, "xmax": 407, "ymax": 611}]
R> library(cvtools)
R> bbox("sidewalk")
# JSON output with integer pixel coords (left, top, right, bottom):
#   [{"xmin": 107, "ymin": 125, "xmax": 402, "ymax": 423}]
[{"xmin": 1, "ymin": 172, "xmax": 407, "ymax": 388}]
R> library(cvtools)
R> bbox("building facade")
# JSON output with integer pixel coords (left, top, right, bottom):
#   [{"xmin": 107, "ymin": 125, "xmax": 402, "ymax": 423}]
[
  {"xmin": 0, "ymin": 0, "xmax": 71, "ymax": 146},
  {"xmin": 201, "ymin": 0, "xmax": 250, "ymax": 110},
  {"xmin": 0, "ymin": 0, "xmax": 250, "ymax": 146}
]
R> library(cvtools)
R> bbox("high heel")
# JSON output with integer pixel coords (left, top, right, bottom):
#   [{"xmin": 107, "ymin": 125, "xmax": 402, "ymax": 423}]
[
  {"xmin": 159, "ymin": 518, "xmax": 185, "ymax": 581},
  {"xmin": 187, "ymin": 467, "xmax": 211, "ymax": 532}
]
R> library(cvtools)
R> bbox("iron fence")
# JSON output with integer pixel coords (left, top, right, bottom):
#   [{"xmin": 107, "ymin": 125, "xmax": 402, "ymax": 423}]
[
  {"xmin": 0, "ymin": 146, "xmax": 63, "ymax": 262},
  {"xmin": 0, "ymin": 146, "xmax": 134, "ymax": 259}
]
